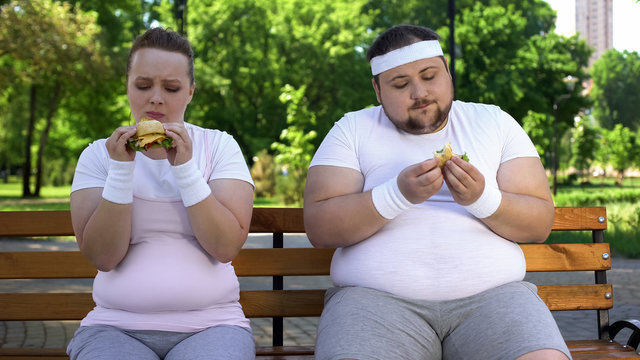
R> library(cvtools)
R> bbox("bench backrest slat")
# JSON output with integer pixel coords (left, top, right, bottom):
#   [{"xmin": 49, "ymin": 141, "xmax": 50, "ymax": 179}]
[
  {"xmin": 0, "ymin": 243, "xmax": 611, "ymax": 279},
  {"xmin": 0, "ymin": 251, "xmax": 96, "ymax": 279},
  {"xmin": 0, "ymin": 283, "xmax": 613, "ymax": 321},
  {"xmin": 0, "ymin": 207, "xmax": 607, "ymax": 237},
  {"xmin": 521, "ymin": 243, "xmax": 611, "ymax": 272},
  {"xmin": 551, "ymin": 206, "xmax": 606, "ymax": 230},
  {"xmin": 537, "ymin": 284, "xmax": 613, "ymax": 311},
  {"xmin": 0, "ymin": 211, "xmax": 74, "ymax": 237}
]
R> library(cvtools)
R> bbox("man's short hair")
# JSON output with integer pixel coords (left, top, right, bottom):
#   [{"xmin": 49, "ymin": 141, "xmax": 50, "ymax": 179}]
[{"xmin": 366, "ymin": 25, "xmax": 441, "ymax": 62}]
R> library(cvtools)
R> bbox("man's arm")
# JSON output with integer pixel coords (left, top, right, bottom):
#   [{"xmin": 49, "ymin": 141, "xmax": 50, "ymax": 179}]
[
  {"xmin": 304, "ymin": 158, "xmax": 444, "ymax": 248},
  {"xmin": 303, "ymin": 165, "xmax": 387, "ymax": 248},
  {"xmin": 445, "ymin": 156, "xmax": 554, "ymax": 243},
  {"xmin": 486, "ymin": 156, "xmax": 554, "ymax": 243}
]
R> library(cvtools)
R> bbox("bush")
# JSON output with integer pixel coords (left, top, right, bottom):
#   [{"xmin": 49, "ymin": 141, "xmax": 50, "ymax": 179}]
[
  {"xmin": 250, "ymin": 150, "xmax": 277, "ymax": 198},
  {"xmin": 275, "ymin": 171, "xmax": 303, "ymax": 206},
  {"xmin": 553, "ymin": 188, "xmax": 640, "ymax": 206}
]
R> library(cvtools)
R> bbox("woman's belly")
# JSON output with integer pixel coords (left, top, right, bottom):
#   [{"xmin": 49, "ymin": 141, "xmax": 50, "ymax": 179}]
[{"xmin": 93, "ymin": 237, "xmax": 240, "ymax": 313}]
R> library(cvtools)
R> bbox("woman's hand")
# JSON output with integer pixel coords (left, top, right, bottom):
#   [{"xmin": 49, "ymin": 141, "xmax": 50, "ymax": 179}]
[
  {"xmin": 105, "ymin": 125, "xmax": 137, "ymax": 162},
  {"xmin": 163, "ymin": 122, "xmax": 192, "ymax": 166}
]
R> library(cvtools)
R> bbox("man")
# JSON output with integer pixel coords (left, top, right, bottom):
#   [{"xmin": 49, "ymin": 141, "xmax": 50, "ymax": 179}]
[{"xmin": 303, "ymin": 25, "xmax": 570, "ymax": 360}]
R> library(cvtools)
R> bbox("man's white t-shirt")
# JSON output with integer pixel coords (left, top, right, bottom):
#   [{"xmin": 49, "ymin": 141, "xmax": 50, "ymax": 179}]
[{"xmin": 309, "ymin": 100, "xmax": 540, "ymax": 301}]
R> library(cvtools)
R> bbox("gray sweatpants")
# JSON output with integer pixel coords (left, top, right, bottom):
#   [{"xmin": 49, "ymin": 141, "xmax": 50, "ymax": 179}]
[
  {"xmin": 315, "ymin": 281, "xmax": 571, "ymax": 360},
  {"xmin": 66, "ymin": 324, "xmax": 255, "ymax": 360}
]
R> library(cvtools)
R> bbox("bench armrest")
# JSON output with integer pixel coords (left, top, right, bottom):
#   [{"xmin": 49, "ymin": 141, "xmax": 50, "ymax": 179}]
[{"xmin": 609, "ymin": 319, "xmax": 640, "ymax": 350}]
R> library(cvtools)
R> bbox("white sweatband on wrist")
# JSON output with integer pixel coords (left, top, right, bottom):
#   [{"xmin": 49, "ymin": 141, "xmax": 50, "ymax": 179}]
[
  {"xmin": 371, "ymin": 176, "xmax": 413, "ymax": 219},
  {"xmin": 102, "ymin": 159, "xmax": 135, "ymax": 204},
  {"xmin": 170, "ymin": 159, "xmax": 211, "ymax": 207},
  {"xmin": 463, "ymin": 185, "xmax": 502, "ymax": 219}
]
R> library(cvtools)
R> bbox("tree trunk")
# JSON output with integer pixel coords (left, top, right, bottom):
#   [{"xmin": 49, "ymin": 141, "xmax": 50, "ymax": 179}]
[
  {"xmin": 22, "ymin": 85, "xmax": 36, "ymax": 198},
  {"xmin": 35, "ymin": 81, "xmax": 62, "ymax": 197},
  {"xmin": 616, "ymin": 169, "xmax": 624, "ymax": 186}
]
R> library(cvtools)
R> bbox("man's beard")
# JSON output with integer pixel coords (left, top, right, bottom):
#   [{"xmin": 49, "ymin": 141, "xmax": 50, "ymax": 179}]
[{"xmin": 383, "ymin": 99, "xmax": 452, "ymax": 135}]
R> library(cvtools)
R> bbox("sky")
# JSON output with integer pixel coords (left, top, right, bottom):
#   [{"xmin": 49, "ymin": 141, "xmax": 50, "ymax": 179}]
[{"xmin": 543, "ymin": 0, "xmax": 640, "ymax": 53}]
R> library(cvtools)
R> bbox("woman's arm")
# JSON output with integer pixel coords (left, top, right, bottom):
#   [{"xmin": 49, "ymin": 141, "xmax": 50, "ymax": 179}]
[
  {"xmin": 187, "ymin": 179, "xmax": 254, "ymax": 263},
  {"xmin": 70, "ymin": 188, "xmax": 133, "ymax": 271}
]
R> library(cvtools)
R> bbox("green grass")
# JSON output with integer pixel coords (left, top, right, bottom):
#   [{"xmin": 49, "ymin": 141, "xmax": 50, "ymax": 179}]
[
  {"xmin": 0, "ymin": 177, "xmax": 284, "ymax": 211},
  {"xmin": 0, "ymin": 178, "xmax": 71, "ymax": 210}
]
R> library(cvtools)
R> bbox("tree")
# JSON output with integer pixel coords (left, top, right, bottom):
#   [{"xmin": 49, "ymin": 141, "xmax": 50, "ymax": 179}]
[
  {"xmin": 570, "ymin": 117, "xmax": 600, "ymax": 182},
  {"xmin": 591, "ymin": 49, "xmax": 640, "ymax": 130},
  {"xmin": 185, "ymin": 0, "xmax": 375, "ymax": 161},
  {"xmin": 454, "ymin": 4, "xmax": 590, "ymax": 122},
  {"xmin": 1, "ymin": 1, "xmax": 110, "ymax": 196},
  {"xmin": 271, "ymin": 84, "xmax": 317, "ymax": 205},
  {"xmin": 454, "ymin": 4, "xmax": 529, "ymax": 114},
  {"xmin": 597, "ymin": 124, "xmax": 637, "ymax": 186},
  {"xmin": 522, "ymin": 111, "xmax": 553, "ymax": 165}
]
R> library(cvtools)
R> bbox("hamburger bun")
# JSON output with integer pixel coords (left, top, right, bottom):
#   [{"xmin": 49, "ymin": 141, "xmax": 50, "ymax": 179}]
[
  {"xmin": 136, "ymin": 118, "xmax": 165, "ymax": 136},
  {"xmin": 434, "ymin": 142, "xmax": 469, "ymax": 168},
  {"xmin": 128, "ymin": 117, "xmax": 172, "ymax": 151}
]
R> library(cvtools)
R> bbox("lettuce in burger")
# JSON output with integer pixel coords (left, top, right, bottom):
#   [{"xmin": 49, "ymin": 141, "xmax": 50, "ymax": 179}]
[
  {"xmin": 434, "ymin": 142, "xmax": 469, "ymax": 168},
  {"xmin": 128, "ymin": 117, "xmax": 173, "ymax": 151}
]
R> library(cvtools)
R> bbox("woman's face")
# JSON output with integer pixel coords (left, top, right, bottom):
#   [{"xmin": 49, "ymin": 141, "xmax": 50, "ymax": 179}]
[{"xmin": 127, "ymin": 48, "xmax": 194, "ymax": 124}]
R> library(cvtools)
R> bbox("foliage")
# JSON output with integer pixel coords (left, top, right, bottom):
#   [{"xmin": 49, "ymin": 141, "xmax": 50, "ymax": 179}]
[
  {"xmin": 0, "ymin": 0, "xmax": 622, "ymax": 205},
  {"xmin": 597, "ymin": 124, "xmax": 638, "ymax": 185},
  {"xmin": 186, "ymin": 0, "xmax": 375, "ymax": 160},
  {"xmin": 271, "ymin": 84, "xmax": 317, "ymax": 206},
  {"xmin": 553, "ymin": 188, "xmax": 640, "ymax": 206},
  {"xmin": 591, "ymin": 49, "xmax": 640, "ymax": 130},
  {"xmin": 450, "ymin": 2, "xmax": 590, "ymax": 122},
  {"xmin": 250, "ymin": 149, "xmax": 277, "ymax": 198},
  {"xmin": 454, "ymin": 4, "xmax": 529, "ymax": 113},
  {"xmin": 0, "ymin": 0, "xmax": 111, "ymax": 196},
  {"xmin": 522, "ymin": 111, "xmax": 552, "ymax": 164},
  {"xmin": 570, "ymin": 117, "xmax": 600, "ymax": 181}
]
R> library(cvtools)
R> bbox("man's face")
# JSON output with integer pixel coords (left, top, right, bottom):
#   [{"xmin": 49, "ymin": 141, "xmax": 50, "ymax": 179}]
[{"xmin": 373, "ymin": 56, "xmax": 454, "ymax": 135}]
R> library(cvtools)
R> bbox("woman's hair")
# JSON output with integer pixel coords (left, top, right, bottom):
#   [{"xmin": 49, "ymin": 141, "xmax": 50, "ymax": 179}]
[
  {"xmin": 366, "ymin": 24, "xmax": 441, "ymax": 62},
  {"xmin": 126, "ymin": 27, "xmax": 195, "ymax": 85}
]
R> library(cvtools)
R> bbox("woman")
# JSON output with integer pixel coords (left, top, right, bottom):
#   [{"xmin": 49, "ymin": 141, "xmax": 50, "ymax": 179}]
[{"xmin": 67, "ymin": 27, "xmax": 255, "ymax": 360}]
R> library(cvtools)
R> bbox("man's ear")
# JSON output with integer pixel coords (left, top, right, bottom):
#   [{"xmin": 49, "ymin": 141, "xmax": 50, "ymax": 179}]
[{"xmin": 372, "ymin": 78, "xmax": 381, "ymax": 104}]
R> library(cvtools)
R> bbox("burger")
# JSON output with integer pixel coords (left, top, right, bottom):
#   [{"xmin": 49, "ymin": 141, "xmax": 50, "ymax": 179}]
[
  {"xmin": 434, "ymin": 142, "xmax": 469, "ymax": 168},
  {"xmin": 128, "ymin": 117, "xmax": 173, "ymax": 151}
]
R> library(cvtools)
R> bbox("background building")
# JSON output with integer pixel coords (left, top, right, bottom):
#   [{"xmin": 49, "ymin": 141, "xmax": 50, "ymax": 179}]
[{"xmin": 575, "ymin": 0, "xmax": 614, "ymax": 65}]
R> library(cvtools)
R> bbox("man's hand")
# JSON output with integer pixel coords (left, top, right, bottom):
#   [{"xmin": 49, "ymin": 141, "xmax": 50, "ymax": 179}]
[
  {"xmin": 442, "ymin": 156, "xmax": 485, "ymax": 206},
  {"xmin": 397, "ymin": 158, "xmax": 444, "ymax": 204}
]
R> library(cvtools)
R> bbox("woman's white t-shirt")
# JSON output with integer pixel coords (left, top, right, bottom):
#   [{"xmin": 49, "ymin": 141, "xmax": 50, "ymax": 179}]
[{"xmin": 71, "ymin": 122, "xmax": 254, "ymax": 332}]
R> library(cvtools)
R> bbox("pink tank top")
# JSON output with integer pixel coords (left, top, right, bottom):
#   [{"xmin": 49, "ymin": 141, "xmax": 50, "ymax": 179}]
[{"xmin": 81, "ymin": 133, "xmax": 250, "ymax": 332}]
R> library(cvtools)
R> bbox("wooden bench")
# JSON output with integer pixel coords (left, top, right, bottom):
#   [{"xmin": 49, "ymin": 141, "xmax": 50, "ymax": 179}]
[{"xmin": 0, "ymin": 207, "xmax": 639, "ymax": 359}]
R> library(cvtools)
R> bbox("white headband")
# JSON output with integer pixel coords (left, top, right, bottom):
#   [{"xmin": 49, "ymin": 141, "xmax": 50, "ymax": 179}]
[{"xmin": 370, "ymin": 40, "xmax": 444, "ymax": 76}]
